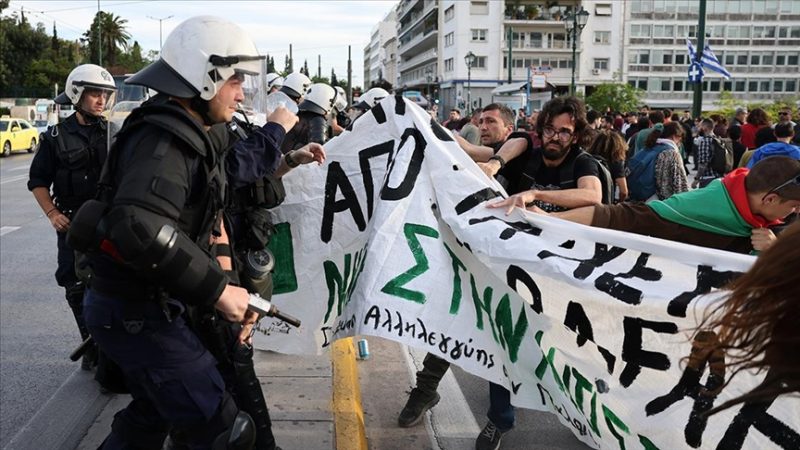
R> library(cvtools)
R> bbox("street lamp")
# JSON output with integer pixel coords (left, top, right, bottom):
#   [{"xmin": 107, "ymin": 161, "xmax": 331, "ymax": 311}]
[
  {"xmin": 464, "ymin": 51, "xmax": 476, "ymax": 114},
  {"xmin": 148, "ymin": 15, "xmax": 174, "ymax": 51},
  {"xmin": 564, "ymin": 7, "xmax": 589, "ymax": 95}
]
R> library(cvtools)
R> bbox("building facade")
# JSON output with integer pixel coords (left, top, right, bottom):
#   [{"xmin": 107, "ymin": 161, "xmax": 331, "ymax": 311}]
[
  {"xmin": 364, "ymin": 7, "xmax": 398, "ymax": 88},
  {"xmin": 380, "ymin": 0, "xmax": 800, "ymax": 114}
]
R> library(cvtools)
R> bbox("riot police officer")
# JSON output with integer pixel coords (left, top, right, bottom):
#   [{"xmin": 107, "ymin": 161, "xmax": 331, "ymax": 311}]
[
  {"xmin": 28, "ymin": 63, "xmax": 116, "ymax": 370},
  {"xmin": 77, "ymin": 16, "xmax": 262, "ymax": 449},
  {"xmin": 280, "ymin": 83, "xmax": 338, "ymax": 152},
  {"xmin": 350, "ymin": 87, "xmax": 389, "ymax": 123},
  {"xmin": 278, "ymin": 72, "xmax": 311, "ymax": 106}
]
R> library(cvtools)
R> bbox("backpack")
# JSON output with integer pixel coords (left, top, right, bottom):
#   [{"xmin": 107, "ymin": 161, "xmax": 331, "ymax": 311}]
[
  {"xmin": 515, "ymin": 149, "xmax": 615, "ymax": 205},
  {"xmin": 626, "ymin": 144, "xmax": 672, "ymax": 201},
  {"xmin": 710, "ymin": 136, "xmax": 734, "ymax": 174}
]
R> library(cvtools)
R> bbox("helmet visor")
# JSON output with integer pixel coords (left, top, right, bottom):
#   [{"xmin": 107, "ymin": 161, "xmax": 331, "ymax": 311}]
[
  {"xmin": 209, "ymin": 54, "xmax": 265, "ymax": 76},
  {"xmin": 81, "ymin": 86, "xmax": 117, "ymax": 113}
]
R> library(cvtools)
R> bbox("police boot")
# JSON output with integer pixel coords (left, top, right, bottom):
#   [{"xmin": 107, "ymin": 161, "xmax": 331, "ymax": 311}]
[
  {"xmin": 65, "ymin": 282, "xmax": 94, "ymax": 370},
  {"xmin": 232, "ymin": 343, "xmax": 278, "ymax": 450},
  {"xmin": 212, "ymin": 411, "xmax": 256, "ymax": 450}
]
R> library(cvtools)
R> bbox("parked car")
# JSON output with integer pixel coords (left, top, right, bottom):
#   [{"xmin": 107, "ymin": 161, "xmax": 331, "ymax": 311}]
[
  {"xmin": 402, "ymin": 90, "xmax": 429, "ymax": 109},
  {"xmin": 0, "ymin": 117, "xmax": 39, "ymax": 156}
]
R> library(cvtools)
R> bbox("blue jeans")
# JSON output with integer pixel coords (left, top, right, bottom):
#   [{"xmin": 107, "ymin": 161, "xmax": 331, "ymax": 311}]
[{"xmin": 487, "ymin": 382, "xmax": 515, "ymax": 431}]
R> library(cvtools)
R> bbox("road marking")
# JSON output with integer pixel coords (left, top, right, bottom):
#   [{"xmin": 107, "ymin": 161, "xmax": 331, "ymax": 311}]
[
  {"xmin": 331, "ymin": 337, "xmax": 368, "ymax": 450},
  {"xmin": 0, "ymin": 174, "xmax": 28, "ymax": 185},
  {"xmin": 403, "ymin": 345, "xmax": 481, "ymax": 446},
  {"xmin": 9, "ymin": 164, "xmax": 30, "ymax": 172},
  {"xmin": 1, "ymin": 226, "xmax": 21, "ymax": 236}
]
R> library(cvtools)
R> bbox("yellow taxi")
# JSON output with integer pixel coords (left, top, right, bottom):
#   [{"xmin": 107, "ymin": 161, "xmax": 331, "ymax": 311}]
[{"xmin": 0, "ymin": 117, "xmax": 39, "ymax": 157}]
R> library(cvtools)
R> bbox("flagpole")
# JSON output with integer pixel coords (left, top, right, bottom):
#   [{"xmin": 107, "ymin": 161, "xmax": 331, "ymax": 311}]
[{"xmin": 692, "ymin": 0, "xmax": 707, "ymax": 118}]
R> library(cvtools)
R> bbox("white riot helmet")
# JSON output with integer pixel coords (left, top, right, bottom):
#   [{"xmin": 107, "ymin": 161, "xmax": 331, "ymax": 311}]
[
  {"xmin": 354, "ymin": 87, "xmax": 389, "ymax": 111},
  {"xmin": 280, "ymin": 72, "xmax": 311, "ymax": 102},
  {"xmin": 126, "ymin": 16, "xmax": 263, "ymax": 101},
  {"xmin": 265, "ymin": 73, "xmax": 284, "ymax": 91},
  {"xmin": 54, "ymin": 64, "xmax": 116, "ymax": 110},
  {"xmin": 333, "ymin": 86, "xmax": 347, "ymax": 113},
  {"xmin": 298, "ymin": 83, "xmax": 337, "ymax": 116}
]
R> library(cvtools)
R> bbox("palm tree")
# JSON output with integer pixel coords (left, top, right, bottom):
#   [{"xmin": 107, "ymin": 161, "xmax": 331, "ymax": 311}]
[{"xmin": 101, "ymin": 12, "xmax": 130, "ymax": 66}]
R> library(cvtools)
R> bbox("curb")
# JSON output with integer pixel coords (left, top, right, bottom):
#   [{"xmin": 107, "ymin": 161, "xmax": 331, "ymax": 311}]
[
  {"xmin": 5, "ymin": 368, "xmax": 113, "ymax": 450},
  {"xmin": 330, "ymin": 337, "xmax": 367, "ymax": 450}
]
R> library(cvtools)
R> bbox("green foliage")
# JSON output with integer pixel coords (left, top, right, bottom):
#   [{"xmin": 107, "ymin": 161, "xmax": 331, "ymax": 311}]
[
  {"xmin": 266, "ymin": 56, "xmax": 276, "ymax": 74},
  {"xmin": 586, "ymin": 83, "xmax": 643, "ymax": 113},
  {"xmin": 81, "ymin": 11, "xmax": 131, "ymax": 67},
  {"xmin": 708, "ymin": 90, "xmax": 799, "ymax": 122},
  {"xmin": 310, "ymin": 76, "xmax": 330, "ymax": 85}
]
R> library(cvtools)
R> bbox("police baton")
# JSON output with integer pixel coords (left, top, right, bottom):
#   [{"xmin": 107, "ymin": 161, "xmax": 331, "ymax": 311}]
[
  {"xmin": 69, "ymin": 336, "xmax": 94, "ymax": 361},
  {"xmin": 247, "ymin": 293, "xmax": 301, "ymax": 328}
]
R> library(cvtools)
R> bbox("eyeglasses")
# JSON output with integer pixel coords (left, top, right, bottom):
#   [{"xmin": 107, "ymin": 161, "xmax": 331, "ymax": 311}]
[
  {"xmin": 763, "ymin": 174, "xmax": 800, "ymax": 201},
  {"xmin": 541, "ymin": 127, "xmax": 574, "ymax": 141},
  {"xmin": 778, "ymin": 112, "xmax": 791, "ymax": 116}
]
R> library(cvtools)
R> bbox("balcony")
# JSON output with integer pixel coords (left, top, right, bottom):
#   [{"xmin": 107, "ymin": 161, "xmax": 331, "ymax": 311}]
[
  {"xmin": 503, "ymin": 39, "xmax": 573, "ymax": 51},
  {"xmin": 398, "ymin": 25, "xmax": 437, "ymax": 57},
  {"xmin": 398, "ymin": 0, "xmax": 437, "ymax": 40},
  {"xmin": 398, "ymin": 47, "xmax": 437, "ymax": 72},
  {"xmin": 396, "ymin": 0, "xmax": 420, "ymax": 22},
  {"xmin": 503, "ymin": 1, "xmax": 579, "ymax": 24}
]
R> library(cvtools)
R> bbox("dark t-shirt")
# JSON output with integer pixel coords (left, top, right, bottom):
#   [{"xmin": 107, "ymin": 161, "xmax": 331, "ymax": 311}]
[
  {"xmin": 507, "ymin": 145, "xmax": 601, "ymax": 212},
  {"xmin": 609, "ymin": 159, "xmax": 625, "ymax": 179}
]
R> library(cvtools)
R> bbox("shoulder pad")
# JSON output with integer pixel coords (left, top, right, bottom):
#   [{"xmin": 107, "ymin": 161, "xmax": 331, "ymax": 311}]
[{"xmin": 119, "ymin": 98, "xmax": 213, "ymax": 157}]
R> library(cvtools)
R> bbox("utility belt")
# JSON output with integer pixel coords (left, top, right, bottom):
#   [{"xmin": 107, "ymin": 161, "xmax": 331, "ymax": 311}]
[
  {"xmin": 91, "ymin": 276, "xmax": 166, "ymax": 303},
  {"xmin": 231, "ymin": 175, "xmax": 285, "ymax": 212}
]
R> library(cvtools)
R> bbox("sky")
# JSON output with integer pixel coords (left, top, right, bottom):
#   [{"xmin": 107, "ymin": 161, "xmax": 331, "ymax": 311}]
[{"xmin": 5, "ymin": 0, "xmax": 397, "ymax": 87}]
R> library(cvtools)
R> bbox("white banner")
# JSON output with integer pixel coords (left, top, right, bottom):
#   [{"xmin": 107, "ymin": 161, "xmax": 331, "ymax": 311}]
[{"xmin": 253, "ymin": 97, "xmax": 799, "ymax": 450}]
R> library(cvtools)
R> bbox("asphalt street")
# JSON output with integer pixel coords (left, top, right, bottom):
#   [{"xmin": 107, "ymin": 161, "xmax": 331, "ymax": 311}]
[{"xmin": 0, "ymin": 152, "xmax": 85, "ymax": 448}]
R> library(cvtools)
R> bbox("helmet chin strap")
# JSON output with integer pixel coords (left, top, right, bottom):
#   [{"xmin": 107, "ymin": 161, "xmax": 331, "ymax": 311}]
[
  {"xmin": 76, "ymin": 107, "xmax": 103, "ymax": 125},
  {"xmin": 190, "ymin": 97, "xmax": 216, "ymax": 126}
]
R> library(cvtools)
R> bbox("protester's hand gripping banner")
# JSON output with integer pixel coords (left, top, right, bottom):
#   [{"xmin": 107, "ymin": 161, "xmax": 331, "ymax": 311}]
[{"xmin": 253, "ymin": 97, "xmax": 799, "ymax": 449}]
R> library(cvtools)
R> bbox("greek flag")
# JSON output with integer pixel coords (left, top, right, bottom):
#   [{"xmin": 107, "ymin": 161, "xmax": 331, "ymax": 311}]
[{"xmin": 686, "ymin": 38, "xmax": 732, "ymax": 79}]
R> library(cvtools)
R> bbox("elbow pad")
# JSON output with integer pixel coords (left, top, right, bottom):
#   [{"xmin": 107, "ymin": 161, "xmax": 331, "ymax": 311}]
[
  {"xmin": 105, "ymin": 207, "xmax": 226, "ymax": 306},
  {"xmin": 309, "ymin": 116, "xmax": 328, "ymax": 144}
]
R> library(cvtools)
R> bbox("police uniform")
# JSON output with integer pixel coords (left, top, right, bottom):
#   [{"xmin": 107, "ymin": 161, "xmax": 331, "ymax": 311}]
[
  {"xmin": 27, "ymin": 113, "xmax": 108, "ymax": 344},
  {"xmin": 82, "ymin": 96, "xmax": 244, "ymax": 448}
]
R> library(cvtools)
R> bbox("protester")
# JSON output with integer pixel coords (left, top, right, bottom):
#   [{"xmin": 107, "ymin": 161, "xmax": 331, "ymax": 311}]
[
  {"xmin": 281, "ymin": 82, "xmax": 338, "ymax": 152},
  {"xmin": 697, "ymin": 221, "xmax": 800, "ymax": 414},
  {"xmin": 443, "ymin": 108, "xmax": 462, "ymax": 130},
  {"xmin": 731, "ymin": 106, "xmax": 747, "ymax": 127},
  {"xmin": 513, "ymin": 156, "xmax": 800, "ymax": 255},
  {"xmin": 728, "ymin": 125, "xmax": 748, "ymax": 168},
  {"xmin": 626, "ymin": 122, "xmax": 688, "ymax": 201},
  {"xmin": 452, "ymin": 103, "xmax": 515, "ymax": 162},
  {"xmin": 740, "ymin": 108, "xmax": 770, "ymax": 150},
  {"xmin": 633, "ymin": 110, "xmax": 666, "ymax": 155},
  {"xmin": 587, "ymin": 130, "xmax": 628, "ymax": 202},
  {"xmin": 744, "ymin": 123, "xmax": 800, "ymax": 168},
  {"xmin": 459, "ymin": 107, "xmax": 482, "ymax": 145},
  {"xmin": 693, "ymin": 118, "xmax": 723, "ymax": 189}
]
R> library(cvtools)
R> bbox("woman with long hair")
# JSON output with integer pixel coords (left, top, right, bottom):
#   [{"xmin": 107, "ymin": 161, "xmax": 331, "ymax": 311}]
[
  {"xmin": 699, "ymin": 221, "xmax": 800, "ymax": 413},
  {"xmin": 740, "ymin": 108, "xmax": 771, "ymax": 149},
  {"xmin": 587, "ymin": 130, "xmax": 629, "ymax": 201}
]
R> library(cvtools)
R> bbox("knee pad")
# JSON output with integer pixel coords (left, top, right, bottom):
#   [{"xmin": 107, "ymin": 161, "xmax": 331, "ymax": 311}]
[{"xmin": 212, "ymin": 411, "xmax": 256, "ymax": 450}]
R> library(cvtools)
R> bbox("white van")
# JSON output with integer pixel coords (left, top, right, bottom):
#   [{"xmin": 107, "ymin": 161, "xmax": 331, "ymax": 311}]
[{"xmin": 58, "ymin": 104, "xmax": 74, "ymax": 121}]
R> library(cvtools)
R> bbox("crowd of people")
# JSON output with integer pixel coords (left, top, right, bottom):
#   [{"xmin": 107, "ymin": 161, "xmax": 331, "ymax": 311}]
[{"xmin": 24, "ymin": 14, "xmax": 799, "ymax": 450}]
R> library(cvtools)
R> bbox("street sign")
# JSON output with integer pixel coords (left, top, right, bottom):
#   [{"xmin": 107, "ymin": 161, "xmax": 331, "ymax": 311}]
[
  {"xmin": 687, "ymin": 62, "xmax": 704, "ymax": 84},
  {"xmin": 530, "ymin": 65, "xmax": 552, "ymax": 73},
  {"xmin": 530, "ymin": 74, "xmax": 547, "ymax": 89}
]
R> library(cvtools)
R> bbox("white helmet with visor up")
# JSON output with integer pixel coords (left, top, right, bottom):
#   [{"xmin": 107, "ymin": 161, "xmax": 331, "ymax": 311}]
[
  {"xmin": 126, "ymin": 16, "xmax": 263, "ymax": 101},
  {"xmin": 55, "ymin": 64, "xmax": 116, "ymax": 109}
]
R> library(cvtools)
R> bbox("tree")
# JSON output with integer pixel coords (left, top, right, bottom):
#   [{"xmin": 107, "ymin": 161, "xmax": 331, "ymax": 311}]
[
  {"xmin": 586, "ymin": 83, "xmax": 643, "ymax": 113},
  {"xmin": 302, "ymin": 59, "xmax": 309, "ymax": 76},
  {"xmin": 82, "ymin": 11, "xmax": 130, "ymax": 66},
  {"xmin": 266, "ymin": 55, "xmax": 275, "ymax": 73}
]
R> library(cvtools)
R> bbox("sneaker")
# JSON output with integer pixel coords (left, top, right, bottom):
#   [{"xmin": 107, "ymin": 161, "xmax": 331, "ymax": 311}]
[
  {"xmin": 475, "ymin": 421, "xmax": 508, "ymax": 450},
  {"xmin": 397, "ymin": 389, "xmax": 440, "ymax": 427}
]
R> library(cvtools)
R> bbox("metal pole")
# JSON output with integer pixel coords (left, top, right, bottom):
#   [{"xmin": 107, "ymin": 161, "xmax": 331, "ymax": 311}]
[
  {"xmin": 97, "ymin": 0, "xmax": 102, "ymax": 66},
  {"xmin": 467, "ymin": 64, "xmax": 471, "ymax": 115},
  {"xmin": 347, "ymin": 45, "xmax": 352, "ymax": 106},
  {"xmin": 507, "ymin": 27, "xmax": 513, "ymax": 84},
  {"xmin": 570, "ymin": 16, "xmax": 577, "ymax": 95},
  {"xmin": 148, "ymin": 16, "xmax": 173, "ymax": 51},
  {"xmin": 526, "ymin": 66, "xmax": 531, "ymax": 115},
  {"xmin": 289, "ymin": 44, "xmax": 293, "ymax": 72},
  {"xmin": 692, "ymin": 0, "xmax": 707, "ymax": 118}
]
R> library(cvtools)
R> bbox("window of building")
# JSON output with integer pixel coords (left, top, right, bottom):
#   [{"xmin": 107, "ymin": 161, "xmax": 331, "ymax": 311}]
[
  {"xmin": 790, "ymin": 54, "xmax": 800, "ymax": 66},
  {"xmin": 760, "ymin": 80, "xmax": 771, "ymax": 91},
  {"xmin": 445, "ymin": 32, "xmax": 454, "ymax": 47},
  {"xmin": 630, "ymin": 24, "xmax": 651, "ymax": 38},
  {"xmin": 629, "ymin": 50, "xmax": 650, "ymax": 64},
  {"xmin": 673, "ymin": 80, "xmax": 684, "ymax": 91},
  {"xmin": 475, "ymin": 56, "xmax": 487, "ymax": 68},
  {"xmin": 737, "ymin": 54, "xmax": 748, "ymax": 65},
  {"xmin": 593, "ymin": 58, "xmax": 609, "ymax": 70},
  {"xmin": 660, "ymin": 79, "xmax": 671, "ymax": 91},
  {"xmin": 471, "ymin": 29, "xmax": 487, "ymax": 42},
  {"xmin": 734, "ymin": 80, "xmax": 746, "ymax": 92},
  {"xmin": 764, "ymin": 0, "xmax": 779, "ymax": 14},
  {"xmin": 723, "ymin": 81, "xmax": 733, "ymax": 91},
  {"xmin": 444, "ymin": 58, "xmax": 454, "ymax": 72},
  {"xmin": 753, "ymin": 26, "xmax": 776, "ymax": 39},
  {"xmin": 529, "ymin": 32, "xmax": 543, "ymax": 48},
  {"xmin": 594, "ymin": 31, "xmax": 611, "ymax": 44},
  {"xmin": 748, "ymin": 81, "xmax": 758, "ymax": 92},
  {"xmin": 653, "ymin": 25, "xmax": 674, "ymax": 37},
  {"xmin": 444, "ymin": 5, "xmax": 454, "ymax": 22},
  {"xmin": 675, "ymin": 54, "xmax": 686, "ymax": 65},
  {"xmin": 786, "ymin": 80, "xmax": 797, "ymax": 92},
  {"xmin": 631, "ymin": 0, "xmax": 653, "ymax": 13},
  {"xmin": 595, "ymin": 3, "xmax": 612, "ymax": 16},
  {"xmin": 470, "ymin": 1, "xmax": 489, "ymax": 15},
  {"xmin": 727, "ymin": 26, "xmax": 750, "ymax": 38},
  {"xmin": 709, "ymin": 80, "xmax": 720, "ymax": 91},
  {"xmin": 677, "ymin": 25, "xmax": 697, "ymax": 38},
  {"xmin": 750, "ymin": 54, "xmax": 760, "ymax": 65}
]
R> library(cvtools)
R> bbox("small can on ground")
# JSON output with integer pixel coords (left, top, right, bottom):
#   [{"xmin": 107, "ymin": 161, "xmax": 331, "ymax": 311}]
[{"xmin": 357, "ymin": 338, "xmax": 370, "ymax": 360}]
